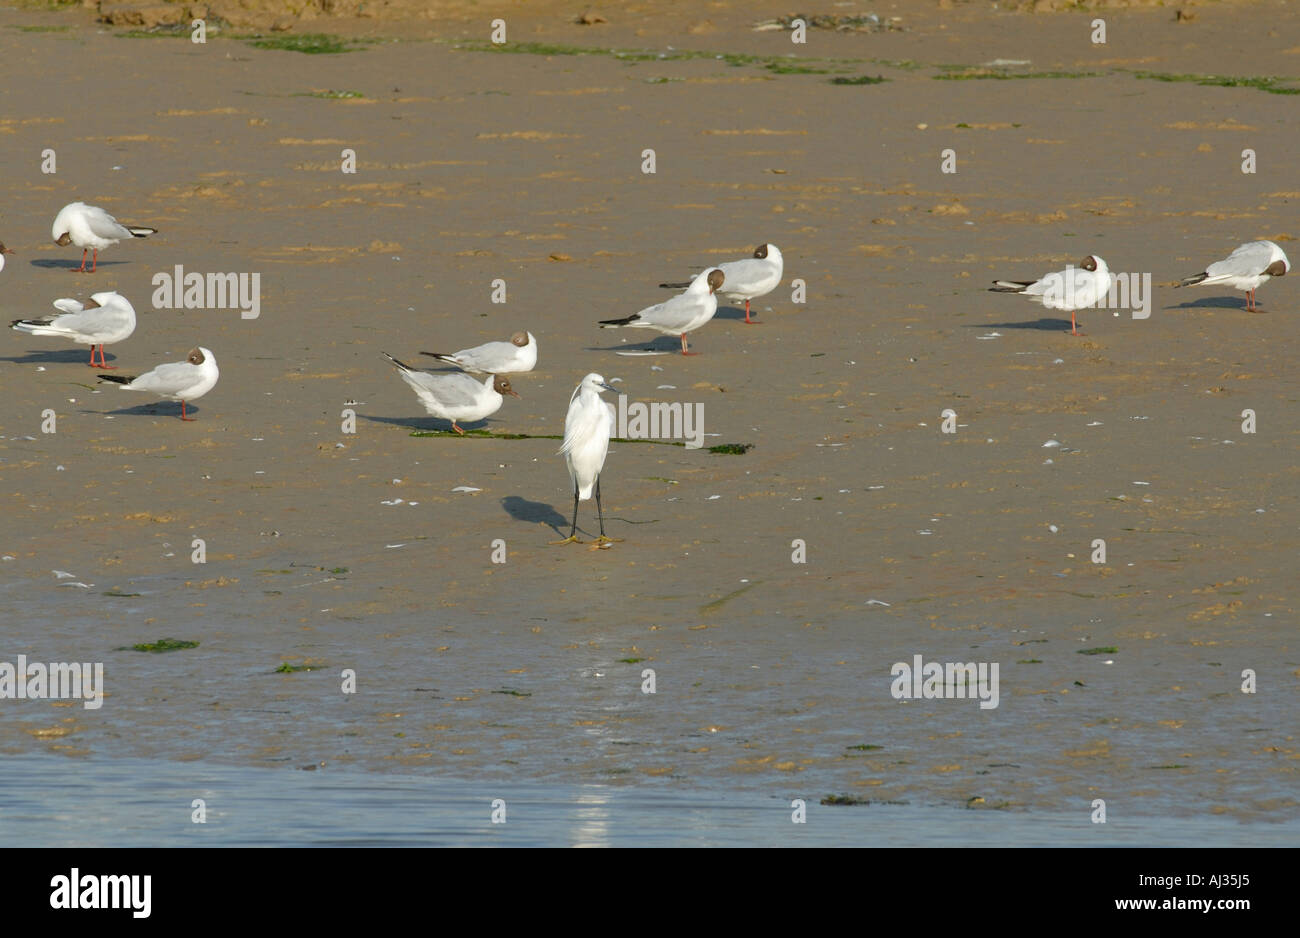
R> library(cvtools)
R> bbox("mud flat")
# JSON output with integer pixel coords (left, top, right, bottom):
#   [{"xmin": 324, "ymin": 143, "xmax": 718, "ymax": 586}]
[{"xmin": 0, "ymin": 4, "xmax": 1295, "ymax": 833}]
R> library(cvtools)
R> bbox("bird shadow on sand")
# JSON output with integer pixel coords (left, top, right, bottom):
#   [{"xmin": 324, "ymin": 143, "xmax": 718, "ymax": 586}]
[
  {"xmin": 28, "ymin": 258, "xmax": 129, "ymax": 272},
  {"xmin": 359, "ymin": 413, "xmax": 498, "ymax": 434},
  {"xmin": 501, "ymin": 496, "xmax": 568, "ymax": 535},
  {"xmin": 1164, "ymin": 296, "xmax": 1256, "ymax": 311},
  {"xmin": 98, "ymin": 401, "xmax": 198, "ymax": 420},
  {"xmin": 587, "ymin": 336, "xmax": 685, "ymax": 354},
  {"xmin": 965, "ymin": 318, "xmax": 1078, "ymax": 332},
  {"xmin": 0, "ymin": 349, "xmax": 117, "ymax": 367},
  {"xmin": 714, "ymin": 303, "xmax": 761, "ymax": 322}
]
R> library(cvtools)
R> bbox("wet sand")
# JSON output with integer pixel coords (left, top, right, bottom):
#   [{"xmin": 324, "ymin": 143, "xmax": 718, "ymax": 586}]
[{"xmin": 0, "ymin": 3, "xmax": 1296, "ymax": 828}]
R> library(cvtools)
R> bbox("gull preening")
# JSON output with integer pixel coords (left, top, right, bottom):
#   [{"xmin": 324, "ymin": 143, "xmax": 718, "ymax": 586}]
[
  {"xmin": 661, "ymin": 243, "xmax": 783, "ymax": 324},
  {"xmin": 554, "ymin": 373, "xmax": 623, "ymax": 546},
  {"xmin": 383, "ymin": 352, "xmax": 518, "ymax": 434},
  {"xmin": 52, "ymin": 201, "xmax": 157, "ymax": 274},
  {"xmin": 0, "ymin": 241, "xmax": 14, "ymax": 273},
  {"xmin": 98, "ymin": 346, "xmax": 219, "ymax": 421},
  {"xmin": 420, "ymin": 331, "xmax": 537, "ymax": 374},
  {"xmin": 600, "ymin": 268, "xmax": 724, "ymax": 355},
  {"xmin": 1177, "ymin": 240, "xmax": 1290, "ymax": 312},
  {"xmin": 11, "ymin": 291, "xmax": 137, "ymax": 368},
  {"xmin": 990, "ymin": 254, "xmax": 1112, "ymax": 336}
]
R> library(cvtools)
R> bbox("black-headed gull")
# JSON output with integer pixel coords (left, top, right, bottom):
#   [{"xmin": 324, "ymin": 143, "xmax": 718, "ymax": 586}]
[
  {"xmin": 11, "ymin": 292, "xmax": 137, "ymax": 368},
  {"xmin": 1177, "ymin": 240, "xmax": 1289, "ymax": 312},
  {"xmin": 420, "ymin": 331, "xmax": 537, "ymax": 373},
  {"xmin": 52, "ymin": 201, "xmax": 157, "ymax": 274},
  {"xmin": 553, "ymin": 373, "xmax": 624, "ymax": 546},
  {"xmin": 383, "ymin": 352, "xmax": 518, "ymax": 434},
  {"xmin": 98, "ymin": 347, "xmax": 218, "ymax": 421},
  {"xmin": 0, "ymin": 241, "xmax": 14, "ymax": 273},
  {"xmin": 990, "ymin": 255, "xmax": 1112, "ymax": 336},
  {"xmin": 600, "ymin": 268, "xmax": 724, "ymax": 355},
  {"xmin": 661, "ymin": 243, "xmax": 783, "ymax": 324}
]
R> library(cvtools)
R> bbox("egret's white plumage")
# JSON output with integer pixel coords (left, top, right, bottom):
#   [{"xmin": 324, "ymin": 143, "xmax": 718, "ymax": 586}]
[
  {"xmin": 1177, "ymin": 240, "xmax": 1289, "ymax": 311},
  {"xmin": 51, "ymin": 201, "xmax": 157, "ymax": 273},
  {"xmin": 990, "ymin": 254, "xmax": 1112, "ymax": 336},
  {"xmin": 600, "ymin": 268, "xmax": 724, "ymax": 355},
  {"xmin": 98, "ymin": 346, "xmax": 219, "ymax": 421},
  {"xmin": 383, "ymin": 352, "xmax": 518, "ymax": 434},
  {"xmin": 662, "ymin": 244, "xmax": 783, "ymax": 324},
  {"xmin": 555, "ymin": 373, "xmax": 623, "ymax": 544},
  {"xmin": 421, "ymin": 330, "xmax": 537, "ymax": 374},
  {"xmin": 11, "ymin": 291, "xmax": 137, "ymax": 368}
]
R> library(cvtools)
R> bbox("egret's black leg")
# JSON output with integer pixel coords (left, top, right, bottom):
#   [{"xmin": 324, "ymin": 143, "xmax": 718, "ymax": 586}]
[
  {"xmin": 591, "ymin": 478, "xmax": 622, "ymax": 545},
  {"xmin": 549, "ymin": 482, "xmax": 584, "ymax": 545}
]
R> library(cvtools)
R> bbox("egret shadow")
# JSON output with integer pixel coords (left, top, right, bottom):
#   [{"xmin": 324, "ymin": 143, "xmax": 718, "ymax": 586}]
[
  {"xmin": 501, "ymin": 495, "xmax": 568, "ymax": 535},
  {"xmin": 0, "ymin": 348, "xmax": 117, "ymax": 366},
  {"xmin": 29, "ymin": 258, "xmax": 129, "ymax": 271}
]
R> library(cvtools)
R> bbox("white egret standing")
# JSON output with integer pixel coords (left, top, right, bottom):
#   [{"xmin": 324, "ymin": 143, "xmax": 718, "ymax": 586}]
[{"xmin": 553, "ymin": 373, "xmax": 624, "ymax": 546}]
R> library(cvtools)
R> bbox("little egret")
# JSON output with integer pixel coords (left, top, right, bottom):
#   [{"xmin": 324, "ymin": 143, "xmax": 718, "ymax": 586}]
[{"xmin": 553, "ymin": 373, "xmax": 624, "ymax": 546}]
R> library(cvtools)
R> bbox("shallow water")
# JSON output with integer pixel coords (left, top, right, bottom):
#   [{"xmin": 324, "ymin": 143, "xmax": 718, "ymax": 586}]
[{"xmin": 3, "ymin": 752, "xmax": 1296, "ymax": 847}]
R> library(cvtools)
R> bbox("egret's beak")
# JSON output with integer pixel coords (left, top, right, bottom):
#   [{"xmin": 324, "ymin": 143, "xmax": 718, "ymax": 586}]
[{"xmin": 600, "ymin": 383, "xmax": 624, "ymax": 395}]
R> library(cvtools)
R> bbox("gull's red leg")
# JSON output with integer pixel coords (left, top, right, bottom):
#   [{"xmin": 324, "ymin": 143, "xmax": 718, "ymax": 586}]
[
  {"xmin": 744, "ymin": 299, "xmax": 757, "ymax": 325},
  {"xmin": 680, "ymin": 333, "xmax": 699, "ymax": 356},
  {"xmin": 93, "ymin": 345, "xmax": 117, "ymax": 369},
  {"xmin": 452, "ymin": 421, "xmax": 465, "ymax": 435},
  {"xmin": 180, "ymin": 400, "xmax": 195, "ymax": 422},
  {"xmin": 73, "ymin": 249, "xmax": 87, "ymax": 273},
  {"xmin": 89, "ymin": 249, "xmax": 98, "ymax": 274}
]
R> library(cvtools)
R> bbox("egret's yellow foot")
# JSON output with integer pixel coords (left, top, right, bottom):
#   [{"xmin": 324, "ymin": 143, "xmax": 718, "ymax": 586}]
[{"xmin": 549, "ymin": 535, "xmax": 583, "ymax": 545}]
